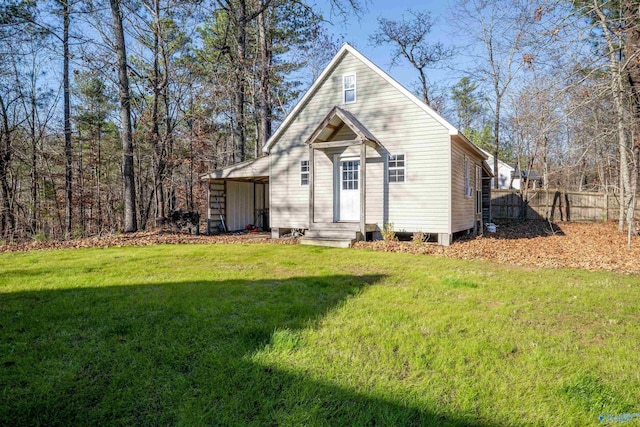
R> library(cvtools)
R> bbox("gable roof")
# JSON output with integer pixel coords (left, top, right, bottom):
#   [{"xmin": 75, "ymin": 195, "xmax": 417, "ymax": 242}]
[
  {"xmin": 482, "ymin": 161, "xmax": 495, "ymax": 177},
  {"xmin": 479, "ymin": 147, "xmax": 514, "ymax": 171},
  {"xmin": 306, "ymin": 106, "xmax": 380, "ymax": 145},
  {"xmin": 263, "ymin": 43, "xmax": 485, "ymax": 159}
]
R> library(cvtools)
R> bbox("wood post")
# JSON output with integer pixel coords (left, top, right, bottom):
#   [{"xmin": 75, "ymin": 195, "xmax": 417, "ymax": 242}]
[
  {"xmin": 360, "ymin": 142, "xmax": 366, "ymax": 241},
  {"xmin": 206, "ymin": 180, "xmax": 211, "ymax": 235}
]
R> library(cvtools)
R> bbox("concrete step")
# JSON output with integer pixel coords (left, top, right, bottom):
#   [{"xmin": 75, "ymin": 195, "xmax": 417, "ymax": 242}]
[
  {"xmin": 299, "ymin": 237, "xmax": 354, "ymax": 248},
  {"xmin": 305, "ymin": 229, "xmax": 358, "ymax": 239},
  {"xmin": 309, "ymin": 222, "xmax": 360, "ymax": 231}
]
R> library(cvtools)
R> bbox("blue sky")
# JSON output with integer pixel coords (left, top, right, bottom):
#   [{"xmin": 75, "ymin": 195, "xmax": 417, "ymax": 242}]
[{"xmin": 321, "ymin": 0, "xmax": 459, "ymax": 93}]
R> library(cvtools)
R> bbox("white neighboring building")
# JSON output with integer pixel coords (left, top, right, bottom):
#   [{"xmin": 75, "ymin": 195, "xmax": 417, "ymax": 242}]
[{"xmin": 479, "ymin": 148, "xmax": 517, "ymax": 190}]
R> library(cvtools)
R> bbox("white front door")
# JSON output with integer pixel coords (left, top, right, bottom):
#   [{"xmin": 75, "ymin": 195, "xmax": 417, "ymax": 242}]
[{"xmin": 337, "ymin": 159, "xmax": 360, "ymax": 221}]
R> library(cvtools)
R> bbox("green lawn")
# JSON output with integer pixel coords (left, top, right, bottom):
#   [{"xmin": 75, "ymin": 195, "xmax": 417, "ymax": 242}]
[{"xmin": 1, "ymin": 244, "xmax": 639, "ymax": 426}]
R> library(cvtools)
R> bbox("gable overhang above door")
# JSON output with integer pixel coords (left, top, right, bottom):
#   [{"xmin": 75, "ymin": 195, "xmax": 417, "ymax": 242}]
[{"xmin": 306, "ymin": 106, "xmax": 381, "ymax": 149}]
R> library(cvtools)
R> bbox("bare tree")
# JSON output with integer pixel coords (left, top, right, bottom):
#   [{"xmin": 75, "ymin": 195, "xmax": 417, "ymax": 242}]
[
  {"xmin": 452, "ymin": 0, "xmax": 545, "ymax": 189},
  {"xmin": 0, "ymin": 92, "xmax": 15, "ymax": 238},
  {"xmin": 370, "ymin": 10, "xmax": 452, "ymax": 106},
  {"xmin": 60, "ymin": 0, "xmax": 73, "ymax": 237},
  {"xmin": 591, "ymin": 0, "xmax": 636, "ymax": 236}
]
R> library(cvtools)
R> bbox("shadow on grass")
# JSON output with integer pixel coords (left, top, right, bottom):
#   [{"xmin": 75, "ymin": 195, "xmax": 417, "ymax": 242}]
[{"xmin": 1, "ymin": 274, "xmax": 489, "ymax": 426}]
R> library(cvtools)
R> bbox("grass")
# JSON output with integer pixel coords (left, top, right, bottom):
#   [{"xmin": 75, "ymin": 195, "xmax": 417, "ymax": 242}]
[{"xmin": 1, "ymin": 244, "xmax": 639, "ymax": 426}]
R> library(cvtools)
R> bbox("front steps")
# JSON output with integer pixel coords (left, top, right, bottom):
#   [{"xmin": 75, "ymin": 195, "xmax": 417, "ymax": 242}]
[{"xmin": 299, "ymin": 222, "xmax": 373, "ymax": 248}]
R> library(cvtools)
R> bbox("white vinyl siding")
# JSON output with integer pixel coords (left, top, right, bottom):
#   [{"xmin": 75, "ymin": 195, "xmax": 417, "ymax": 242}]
[
  {"xmin": 343, "ymin": 73, "xmax": 356, "ymax": 104},
  {"xmin": 451, "ymin": 138, "xmax": 483, "ymax": 232},
  {"xmin": 270, "ymin": 51, "xmax": 452, "ymax": 233},
  {"xmin": 314, "ymin": 150, "xmax": 335, "ymax": 223},
  {"xmin": 388, "ymin": 154, "xmax": 405, "ymax": 183}
]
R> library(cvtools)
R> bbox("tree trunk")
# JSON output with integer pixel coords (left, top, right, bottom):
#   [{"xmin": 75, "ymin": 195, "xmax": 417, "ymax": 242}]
[
  {"xmin": 234, "ymin": 0, "xmax": 248, "ymax": 164},
  {"xmin": 493, "ymin": 96, "xmax": 501, "ymax": 189},
  {"xmin": 151, "ymin": 0, "xmax": 166, "ymax": 224},
  {"xmin": 0, "ymin": 94, "xmax": 14, "ymax": 238},
  {"xmin": 257, "ymin": 8, "xmax": 272, "ymax": 157},
  {"xmin": 109, "ymin": 0, "xmax": 137, "ymax": 232},
  {"xmin": 419, "ymin": 69, "xmax": 430, "ymax": 106},
  {"xmin": 30, "ymin": 84, "xmax": 37, "ymax": 234},
  {"xmin": 594, "ymin": 1, "xmax": 633, "ymax": 233},
  {"xmin": 96, "ymin": 123, "xmax": 102, "ymax": 234},
  {"xmin": 543, "ymin": 135, "xmax": 549, "ymax": 219},
  {"xmin": 623, "ymin": 0, "xmax": 640, "ymax": 115},
  {"xmin": 62, "ymin": 0, "xmax": 73, "ymax": 237}
]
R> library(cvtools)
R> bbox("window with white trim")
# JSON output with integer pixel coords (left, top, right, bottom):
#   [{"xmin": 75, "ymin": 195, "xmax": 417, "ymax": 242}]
[
  {"xmin": 343, "ymin": 74, "xmax": 356, "ymax": 104},
  {"xmin": 475, "ymin": 165, "xmax": 482, "ymax": 214},
  {"xmin": 301, "ymin": 160, "xmax": 309, "ymax": 185},
  {"xmin": 464, "ymin": 155, "xmax": 472, "ymax": 197},
  {"xmin": 388, "ymin": 154, "xmax": 405, "ymax": 183}
]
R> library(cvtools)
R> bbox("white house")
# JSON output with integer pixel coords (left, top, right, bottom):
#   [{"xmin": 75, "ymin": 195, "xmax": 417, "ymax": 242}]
[
  {"xmin": 480, "ymin": 148, "xmax": 517, "ymax": 190},
  {"xmin": 201, "ymin": 44, "xmax": 493, "ymax": 247}
]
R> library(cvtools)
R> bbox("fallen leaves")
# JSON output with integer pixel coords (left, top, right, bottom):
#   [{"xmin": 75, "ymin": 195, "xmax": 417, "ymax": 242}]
[
  {"xmin": 354, "ymin": 221, "xmax": 640, "ymax": 274},
  {"xmin": 0, "ymin": 230, "xmax": 297, "ymax": 254}
]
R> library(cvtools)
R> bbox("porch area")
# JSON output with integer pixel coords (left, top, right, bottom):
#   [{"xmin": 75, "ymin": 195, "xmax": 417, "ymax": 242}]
[
  {"xmin": 301, "ymin": 106, "xmax": 382, "ymax": 247},
  {"xmin": 201, "ymin": 156, "xmax": 270, "ymax": 234}
]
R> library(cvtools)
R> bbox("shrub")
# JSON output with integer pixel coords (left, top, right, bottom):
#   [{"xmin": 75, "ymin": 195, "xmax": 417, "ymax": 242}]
[
  {"xmin": 72, "ymin": 226, "xmax": 85, "ymax": 239},
  {"xmin": 32, "ymin": 232, "xmax": 48, "ymax": 242},
  {"xmin": 382, "ymin": 223, "xmax": 396, "ymax": 241},
  {"xmin": 412, "ymin": 231, "xmax": 426, "ymax": 244}
]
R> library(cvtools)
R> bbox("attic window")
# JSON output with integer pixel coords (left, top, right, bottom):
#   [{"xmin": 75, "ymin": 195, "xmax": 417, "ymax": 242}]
[{"xmin": 343, "ymin": 74, "xmax": 356, "ymax": 104}]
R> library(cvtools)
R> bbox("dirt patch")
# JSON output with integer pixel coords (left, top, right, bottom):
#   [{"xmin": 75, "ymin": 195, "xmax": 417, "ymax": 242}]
[
  {"xmin": 354, "ymin": 221, "xmax": 640, "ymax": 274},
  {"xmin": 0, "ymin": 231, "xmax": 297, "ymax": 253}
]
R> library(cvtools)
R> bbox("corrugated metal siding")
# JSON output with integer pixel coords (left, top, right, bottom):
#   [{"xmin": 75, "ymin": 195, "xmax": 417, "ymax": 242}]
[
  {"xmin": 226, "ymin": 181, "xmax": 254, "ymax": 231},
  {"xmin": 270, "ymin": 52, "xmax": 452, "ymax": 233}
]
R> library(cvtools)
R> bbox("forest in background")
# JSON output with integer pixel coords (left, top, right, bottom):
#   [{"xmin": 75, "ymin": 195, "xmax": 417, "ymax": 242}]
[{"xmin": 0, "ymin": 0, "xmax": 638, "ymax": 241}]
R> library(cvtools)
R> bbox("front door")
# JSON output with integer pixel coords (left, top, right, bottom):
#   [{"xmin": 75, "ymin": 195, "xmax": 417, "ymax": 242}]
[{"xmin": 337, "ymin": 159, "xmax": 360, "ymax": 221}]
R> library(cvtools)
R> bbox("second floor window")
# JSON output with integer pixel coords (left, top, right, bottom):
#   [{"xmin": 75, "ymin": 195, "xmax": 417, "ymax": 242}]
[
  {"xmin": 301, "ymin": 160, "xmax": 309, "ymax": 185},
  {"xmin": 343, "ymin": 74, "xmax": 356, "ymax": 104},
  {"xmin": 389, "ymin": 154, "xmax": 405, "ymax": 183}
]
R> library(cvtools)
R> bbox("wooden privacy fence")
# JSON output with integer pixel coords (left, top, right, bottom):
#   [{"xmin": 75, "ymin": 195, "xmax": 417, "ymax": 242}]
[{"xmin": 491, "ymin": 189, "xmax": 640, "ymax": 221}]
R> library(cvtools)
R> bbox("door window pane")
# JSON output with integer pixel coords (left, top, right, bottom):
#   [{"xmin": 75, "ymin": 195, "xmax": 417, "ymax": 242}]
[{"xmin": 342, "ymin": 160, "xmax": 359, "ymax": 190}]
